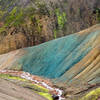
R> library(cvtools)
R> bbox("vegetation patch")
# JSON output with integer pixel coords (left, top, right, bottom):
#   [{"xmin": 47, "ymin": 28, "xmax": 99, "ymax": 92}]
[
  {"xmin": 53, "ymin": 8, "xmax": 67, "ymax": 38},
  {"xmin": 21, "ymin": 82, "xmax": 53, "ymax": 100},
  {"xmin": 39, "ymin": 92, "xmax": 53, "ymax": 100},
  {"xmin": 80, "ymin": 88, "xmax": 100, "ymax": 100},
  {"xmin": 0, "ymin": 73, "xmax": 53, "ymax": 100},
  {"xmin": 0, "ymin": 73, "xmax": 26, "ymax": 81},
  {"xmin": 22, "ymin": 83, "xmax": 49, "ymax": 93},
  {"xmin": 53, "ymin": 29, "xmax": 57, "ymax": 39},
  {"xmin": 55, "ymin": 8, "xmax": 67, "ymax": 29},
  {"xmin": 5, "ymin": 7, "xmax": 24, "ymax": 27}
]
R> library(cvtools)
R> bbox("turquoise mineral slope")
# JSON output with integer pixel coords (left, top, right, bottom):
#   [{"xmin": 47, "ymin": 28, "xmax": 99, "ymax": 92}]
[
  {"xmin": 0, "ymin": 24, "xmax": 100, "ymax": 84},
  {"xmin": 18, "ymin": 24, "xmax": 100, "ymax": 80}
]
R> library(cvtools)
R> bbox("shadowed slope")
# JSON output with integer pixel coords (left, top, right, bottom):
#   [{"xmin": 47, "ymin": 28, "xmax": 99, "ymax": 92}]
[{"xmin": 0, "ymin": 24, "xmax": 100, "ymax": 85}]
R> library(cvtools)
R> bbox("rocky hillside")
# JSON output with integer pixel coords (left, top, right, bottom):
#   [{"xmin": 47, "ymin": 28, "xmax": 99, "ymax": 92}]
[
  {"xmin": 0, "ymin": 24, "xmax": 100, "ymax": 99},
  {"xmin": 0, "ymin": 0, "xmax": 100, "ymax": 54}
]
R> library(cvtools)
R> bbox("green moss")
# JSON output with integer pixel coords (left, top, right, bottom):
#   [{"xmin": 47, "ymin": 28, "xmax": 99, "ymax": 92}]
[
  {"xmin": 0, "ymin": 73, "xmax": 26, "ymax": 81},
  {"xmin": 34, "ymin": 83, "xmax": 48, "ymax": 92},
  {"xmin": 80, "ymin": 88, "xmax": 100, "ymax": 100},
  {"xmin": 23, "ymin": 83, "xmax": 53, "ymax": 100},
  {"xmin": 39, "ymin": 92, "xmax": 53, "ymax": 100},
  {"xmin": 0, "ymin": 73, "xmax": 48, "ymax": 93},
  {"xmin": 53, "ymin": 8, "xmax": 67, "ymax": 38},
  {"xmin": 22, "ymin": 83, "xmax": 49, "ymax": 93},
  {"xmin": 55, "ymin": 8, "xmax": 67, "ymax": 29},
  {"xmin": 0, "ymin": 73, "xmax": 53, "ymax": 100},
  {"xmin": 20, "ymin": 79, "xmax": 53, "ymax": 100}
]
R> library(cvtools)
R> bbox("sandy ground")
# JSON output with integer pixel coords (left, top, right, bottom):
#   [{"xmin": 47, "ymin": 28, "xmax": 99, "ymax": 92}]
[{"xmin": 0, "ymin": 79, "xmax": 47, "ymax": 100}]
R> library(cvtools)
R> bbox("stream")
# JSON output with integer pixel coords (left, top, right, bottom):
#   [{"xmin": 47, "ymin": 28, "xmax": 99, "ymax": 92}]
[{"xmin": 0, "ymin": 70, "xmax": 65, "ymax": 100}]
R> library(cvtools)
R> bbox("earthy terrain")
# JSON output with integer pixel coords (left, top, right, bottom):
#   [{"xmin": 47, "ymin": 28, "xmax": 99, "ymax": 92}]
[
  {"xmin": 0, "ymin": 0, "xmax": 100, "ymax": 54},
  {"xmin": 0, "ymin": 24, "xmax": 100, "ymax": 100},
  {"xmin": 0, "ymin": 0, "xmax": 100, "ymax": 100},
  {"xmin": 0, "ymin": 79, "xmax": 47, "ymax": 100}
]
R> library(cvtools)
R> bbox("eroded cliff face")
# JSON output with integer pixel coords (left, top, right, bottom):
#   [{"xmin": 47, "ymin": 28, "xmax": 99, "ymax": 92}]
[{"xmin": 0, "ymin": 0, "xmax": 100, "ymax": 54}]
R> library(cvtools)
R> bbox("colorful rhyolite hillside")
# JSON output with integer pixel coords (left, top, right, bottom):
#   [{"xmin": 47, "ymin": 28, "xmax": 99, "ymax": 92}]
[
  {"xmin": 0, "ymin": 24, "xmax": 100, "ymax": 100},
  {"xmin": 0, "ymin": 24, "xmax": 100, "ymax": 86}
]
